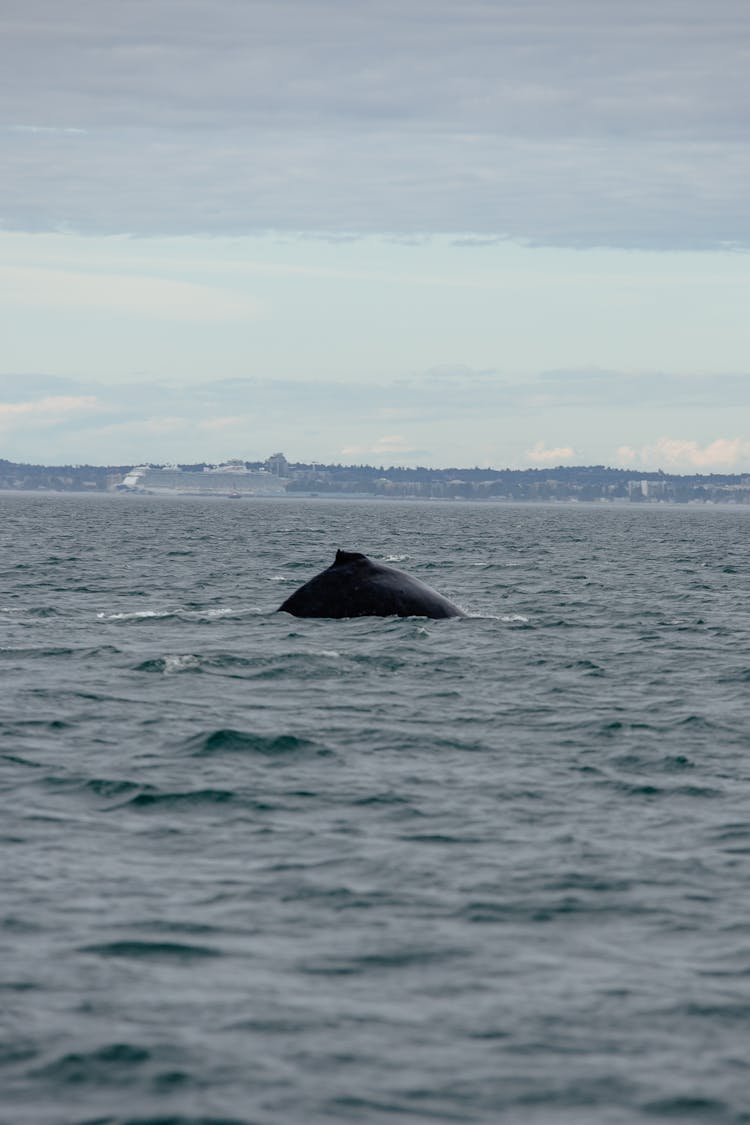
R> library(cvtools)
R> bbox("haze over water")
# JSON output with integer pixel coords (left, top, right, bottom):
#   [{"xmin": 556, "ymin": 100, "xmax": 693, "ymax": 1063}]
[{"xmin": 2, "ymin": 493, "xmax": 750, "ymax": 1124}]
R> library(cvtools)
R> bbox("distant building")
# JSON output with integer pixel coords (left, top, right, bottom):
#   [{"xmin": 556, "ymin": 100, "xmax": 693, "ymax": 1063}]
[
  {"xmin": 626, "ymin": 478, "xmax": 670, "ymax": 501},
  {"xmin": 627, "ymin": 480, "xmax": 649, "ymax": 500},
  {"xmin": 265, "ymin": 452, "xmax": 289, "ymax": 476}
]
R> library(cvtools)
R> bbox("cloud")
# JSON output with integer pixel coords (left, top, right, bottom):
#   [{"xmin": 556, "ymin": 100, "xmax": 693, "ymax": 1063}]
[
  {"xmin": 3, "ymin": 1, "xmax": 750, "ymax": 247},
  {"xmin": 197, "ymin": 415, "xmax": 251, "ymax": 431},
  {"xmin": 10, "ymin": 124, "xmax": 87, "ymax": 135},
  {"xmin": 0, "ymin": 266, "xmax": 261, "ymax": 322},
  {"xmin": 341, "ymin": 435, "xmax": 419, "ymax": 458},
  {"xmin": 92, "ymin": 416, "xmax": 191, "ymax": 439},
  {"xmin": 526, "ymin": 440, "xmax": 576, "ymax": 465},
  {"xmin": 0, "ymin": 394, "xmax": 100, "ymax": 428},
  {"xmin": 371, "ymin": 435, "xmax": 412, "ymax": 454},
  {"xmin": 624, "ymin": 436, "xmax": 750, "ymax": 472},
  {"xmin": 538, "ymin": 369, "xmax": 750, "ymax": 409}
]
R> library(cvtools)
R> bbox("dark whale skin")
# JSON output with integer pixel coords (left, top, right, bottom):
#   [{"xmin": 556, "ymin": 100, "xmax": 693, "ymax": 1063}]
[{"xmin": 277, "ymin": 550, "xmax": 465, "ymax": 619}]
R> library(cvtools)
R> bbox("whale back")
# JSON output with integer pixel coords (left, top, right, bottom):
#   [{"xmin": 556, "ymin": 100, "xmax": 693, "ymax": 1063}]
[{"xmin": 277, "ymin": 550, "xmax": 465, "ymax": 619}]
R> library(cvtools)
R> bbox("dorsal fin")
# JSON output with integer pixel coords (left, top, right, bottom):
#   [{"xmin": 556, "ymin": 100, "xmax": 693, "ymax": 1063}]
[{"xmin": 333, "ymin": 549, "xmax": 367, "ymax": 566}]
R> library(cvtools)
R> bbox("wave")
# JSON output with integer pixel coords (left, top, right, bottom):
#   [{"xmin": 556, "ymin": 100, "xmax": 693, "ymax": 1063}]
[
  {"xmin": 135, "ymin": 654, "xmax": 202, "ymax": 674},
  {"xmin": 80, "ymin": 941, "xmax": 221, "ymax": 960},
  {"xmin": 597, "ymin": 777, "xmax": 723, "ymax": 800},
  {"xmin": 98, "ymin": 606, "xmax": 246, "ymax": 625},
  {"xmin": 641, "ymin": 1096, "xmax": 730, "ymax": 1119},
  {"xmin": 97, "ymin": 609, "xmax": 174, "ymax": 622},
  {"xmin": 0, "ymin": 646, "xmax": 76, "ymax": 659},
  {"xmin": 463, "ymin": 612, "xmax": 530, "ymax": 623},
  {"xmin": 133, "ymin": 650, "xmax": 360, "ymax": 677},
  {"xmin": 31, "ymin": 773, "xmax": 250, "ymax": 811},
  {"xmin": 116, "ymin": 1110, "xmax": 249, "ymax": 1122},
  {"xmin": 300, "ymin": 945, "xmax": 465, "ymax": 975},
  {"xmin": 181, "ymin": 728, "xmax": 328, "ymax": 758},
  {"xmin": 24, "ymin": 773, "xmax": 296, "ymax": 814},
  {"xmin": 126, "ymin": 788, "xmax": 237, "ymax": 809},
  {"xmin": 33, "ymin": 1041, "xmax": 151, "ymax": 1082},
  {"xmin": 136, "ymin": 646, "xmax": 494, "ymax": 681}
]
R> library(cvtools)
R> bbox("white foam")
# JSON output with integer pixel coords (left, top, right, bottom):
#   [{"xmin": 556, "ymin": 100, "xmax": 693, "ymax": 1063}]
[
  {"xmin": 97, "ymin": 609, "xmax": 172, "ymax": 621},
  {"xmin": 163, "ymin": 654, "xmax": 201, "ymax": 674},
  {"xmin": 464, "ymin": 612, "xmax": 529, "ymax": 623}
]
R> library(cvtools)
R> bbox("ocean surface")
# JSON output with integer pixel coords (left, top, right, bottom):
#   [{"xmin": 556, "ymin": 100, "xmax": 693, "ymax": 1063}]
[{"xmin": 2, "ymin": 493, "xmax": 750, "ymax": 1125}]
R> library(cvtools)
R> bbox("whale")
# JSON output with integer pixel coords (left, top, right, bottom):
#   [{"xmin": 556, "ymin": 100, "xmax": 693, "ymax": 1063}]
[{"xmin": 277, "ymin": 550, "xmax": 465, "ymax": 619}]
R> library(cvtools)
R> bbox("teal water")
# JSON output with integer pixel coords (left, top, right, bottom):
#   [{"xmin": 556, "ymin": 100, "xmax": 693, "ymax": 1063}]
[{"xmin": 2, "ymin": 494, "xmax": 750, "ymax": 1124}]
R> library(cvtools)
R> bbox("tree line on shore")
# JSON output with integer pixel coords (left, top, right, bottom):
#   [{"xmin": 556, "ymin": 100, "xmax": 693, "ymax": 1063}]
[{"xmin": 1, "ymin": 457, "xmax": 749, "ymax": 503}]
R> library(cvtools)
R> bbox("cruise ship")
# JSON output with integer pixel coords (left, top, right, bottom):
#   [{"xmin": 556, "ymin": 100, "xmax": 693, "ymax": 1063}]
[{"xmin": 118, "ymin": 460, "xmax": 287, "ymax": 496}]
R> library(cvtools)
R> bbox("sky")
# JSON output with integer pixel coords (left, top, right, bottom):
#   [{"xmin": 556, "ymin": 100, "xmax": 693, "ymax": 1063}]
[{"xmin": 2, "ymin": 0, "xmax": 750, "ymax": 471}]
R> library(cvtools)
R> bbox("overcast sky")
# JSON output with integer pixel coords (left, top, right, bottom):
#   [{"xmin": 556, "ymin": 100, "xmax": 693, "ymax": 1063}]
[{"xmin": 3, "ymin": 0, "xmax": 749, "ymax": 470}]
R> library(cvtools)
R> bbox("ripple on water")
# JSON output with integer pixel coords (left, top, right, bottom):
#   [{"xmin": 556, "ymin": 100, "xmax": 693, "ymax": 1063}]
[
  {"xmin": 135, "ymin": 654, "xmax": 203, "ymax": 674},
  {"xmin": 33, "ymin": 1042, "xmax": 151, "ymax": 1083},
  {"xmin": 97, "ymin": 609, "xmax": 176, "ymax": 622},
  {"xmin": 117, "ymin": 1116, "xmax": 254, "ymax": 1124},
  {"xmin": 123, "ymin": 787, "xmax": 239, "ymax": 810},
  {"xmin": 79, "ymin": 941, "xmax": 222, "ymax": 961},
  {"xmin": 180, "ymin": 728, "xmax": 330, "ymax": 758},
  {"xmin": 133, "ymin": 651, "xmax": 353, "ymax": 680}
]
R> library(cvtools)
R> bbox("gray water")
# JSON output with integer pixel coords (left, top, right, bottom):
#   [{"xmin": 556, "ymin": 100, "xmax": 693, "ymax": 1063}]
[{"xmin": 2, "ymin": 493, "xmax": 750, "ymax": 1125}]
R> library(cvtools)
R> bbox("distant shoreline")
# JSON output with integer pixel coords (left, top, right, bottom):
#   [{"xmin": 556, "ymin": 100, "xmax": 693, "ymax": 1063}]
[{"xmin": 1, "ymin": 457, "xmax": 749, "ymax": 505}]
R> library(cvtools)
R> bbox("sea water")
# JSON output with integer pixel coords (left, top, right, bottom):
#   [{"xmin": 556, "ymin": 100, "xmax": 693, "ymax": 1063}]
[{"xmin": 1, "ymin": 493, "xmax": 750, "ymax": 1125}]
